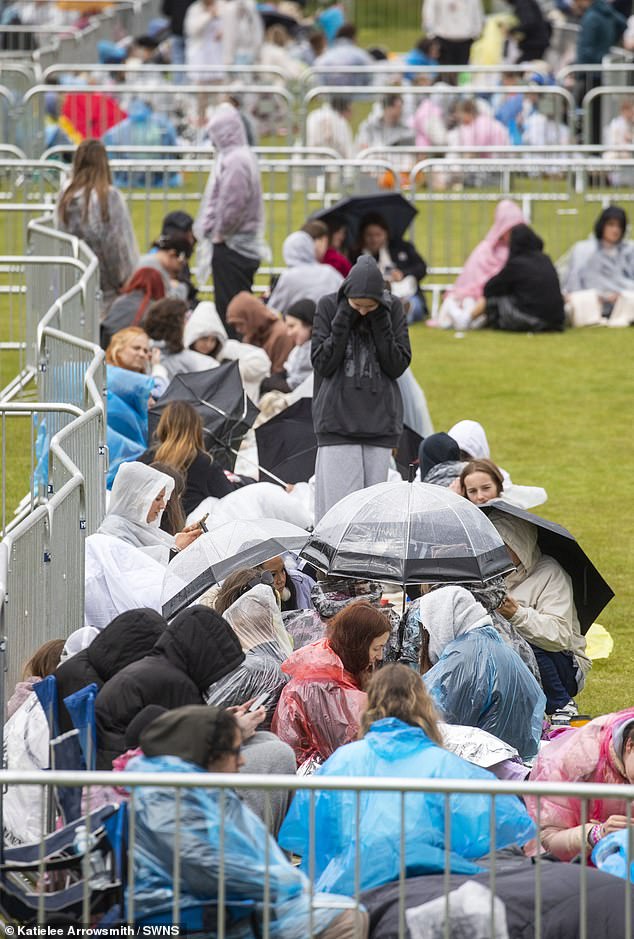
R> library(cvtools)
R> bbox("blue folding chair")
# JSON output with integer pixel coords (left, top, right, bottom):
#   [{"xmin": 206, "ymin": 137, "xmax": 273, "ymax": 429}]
[{"xmin": 64, "ymin": 683, "xmax": 98, "ymax": 771}]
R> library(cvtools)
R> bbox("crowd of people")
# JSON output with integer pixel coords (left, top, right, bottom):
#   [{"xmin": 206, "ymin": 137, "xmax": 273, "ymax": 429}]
[{"xmin": 1, "ymin": 0, "xmax": 633, "ymax": 935}]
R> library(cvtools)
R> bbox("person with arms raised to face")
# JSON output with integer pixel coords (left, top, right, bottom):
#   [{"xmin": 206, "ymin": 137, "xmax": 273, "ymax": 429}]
[{"xmin": 311, "ymin": 255, "xmax": 411, "ymax": 522}]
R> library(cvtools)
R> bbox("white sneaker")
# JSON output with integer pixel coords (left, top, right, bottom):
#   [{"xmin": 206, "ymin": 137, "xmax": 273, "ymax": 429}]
[{"xmin": 551, "ymin": 700, "xmax": 578, "ymax": 723}]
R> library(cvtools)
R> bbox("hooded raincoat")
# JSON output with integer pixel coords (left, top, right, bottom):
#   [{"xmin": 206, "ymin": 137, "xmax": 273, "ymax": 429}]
[
  {"xmin": 420, "ymin": 586, "xmax": 545, "ymax": 758},
  {"xmin": 55, "ymin": 608, "xmax": 166, "ymax": 735},
  {"xmin": 184, "ymin": 301, "xmax": 271, "ymax": 401},
  {"xmin": 205, "ymin": 584, "xmax": 292, "ymax": 724},
  {"xmin": 125, "ymin": 744, "xmax": 349, "ymax": 934},
  {"xmin": 94, "ymin": 605, "xmax": 244, "ymax": 768},
  {"xmin": 226, "ymin": 293, "xmax": 294, "ymax": 373},
  {"xmin": 526, "ymin": 709, "xmax": 634, "ymax": 860},
  {"xmin": 199, "ymin": 105, "xmax": 264, "ymax": 257},
  {"xmin": 564, "ymin": 211, "xmax": 634, "ymax": 296},
  {"xmin": 279, "ymin": 717, "xmax": 535, "ymax": 895},
  {"xmin": 271, "ymin": 638, "xmax": 367, "ymax": 766},
  {"xmin": 311, "ymin": 256, "xmax": 411, "ymax": 448},
  {"xmin": 489, "ymin": 511, "xmax": 590, "ymax": 677},
  {"xmin": 96, "ymin": 462, "xmax": 176, "ymax": 563},
  {"xmin": 268, "ymin": 231, "xmax": 344, "ymax": 312},
  {"xmin": 445, "ymin": 200, "xmax": 526, "ymax": 302}
]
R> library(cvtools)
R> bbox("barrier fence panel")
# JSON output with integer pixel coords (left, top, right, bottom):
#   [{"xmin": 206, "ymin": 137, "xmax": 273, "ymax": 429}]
[
  {"xmin": 0, "ymin": 64, "xmax": 35, "ymax": 101},
  {"xmin": 0, "ymin": 770, "xmax": 631, "ymax": 939},
  {"xmin": 0, "ymin": 160, "xmax": 67, "ymax": 253},
  {"xmin": 301, "ymin": 84, "xmax": 577, "ymax": 152},
  {"xmin": 22, "ymin": 83, "xmax": 296, "ymax": 158},
  {"xmin": 406, "ymin": 157, "xmax": 634, "ymax": 280},
  {"xmin": 42, "ymin": 63, "xmax": 290, "ymax": 87},
  {"xmin": 582, "ymin": 85, "xmax": 634, "ymax": 146}
]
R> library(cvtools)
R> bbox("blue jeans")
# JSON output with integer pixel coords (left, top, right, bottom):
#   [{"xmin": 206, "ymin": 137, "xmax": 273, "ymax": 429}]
[
  {"xmin": 530, "ymin": 646, "xmax": 578, "ymax": 713},
  {"xmin": 171, "ymin": 34, "xmax": 185, "ymax": 83}
]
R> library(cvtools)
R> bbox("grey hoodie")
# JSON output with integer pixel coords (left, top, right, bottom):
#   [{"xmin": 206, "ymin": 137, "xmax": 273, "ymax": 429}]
[
  {"xmin": 268, "ymin": 231, "xmax": 343, "ymax": 312},
  {"xmin": 311, "ymin": 256, "xmax": 411, "ymax": 447}
]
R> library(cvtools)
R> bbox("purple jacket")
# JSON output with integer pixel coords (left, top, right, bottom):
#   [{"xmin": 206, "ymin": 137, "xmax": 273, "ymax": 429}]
[{"xmin": 203, "ymin": 105, "xmax": 264, "ymax": 238}]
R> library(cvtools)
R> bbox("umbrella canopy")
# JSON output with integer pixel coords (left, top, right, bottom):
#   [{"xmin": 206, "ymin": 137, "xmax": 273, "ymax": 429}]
[
  {"xmin": 301, "ymin": 480, "xmax": 514, "ymax": 585},
  {"xmin": 481, "ymin": 501, "xmax": 615, "ymax": 633},
  {"xmin": 161, "ymin": 519, "xmax": 309, "ymax": 619},
  {"xmin": 312, "ymin": 193, "xmax": 418, "ymax": 245},
  {"xmin": 148, "ymin": 361, "xmax": 258, "ymax": 471},
  {"xmin": 256, "ymin": 397, "xmax": 317, "ymax": 485}
]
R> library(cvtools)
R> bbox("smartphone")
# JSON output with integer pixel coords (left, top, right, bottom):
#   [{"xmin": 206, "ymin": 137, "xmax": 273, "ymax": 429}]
[
  {"xmin": 248, "ymin": 691, "xmax": 270, "ymax": 712},
  {"xmin": 197, "ymin": 512, "xmax": 209, "ymax": 533}
]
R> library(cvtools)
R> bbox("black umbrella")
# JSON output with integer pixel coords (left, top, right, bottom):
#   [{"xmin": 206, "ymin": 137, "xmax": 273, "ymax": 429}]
[
  {"xmin": 148, "ymin": 362, "xmax": 258, "ymax": 472},
  {"xmin": 395, "ymin": 425, "xmax": 423, "ymax": 480},
  {"xmin": 312, "ymin": 193, "xmax": 418, "ymax": 245},
  {"xmin": 255, "ymin": 397, "xmax": 317, "ymax": 485},
  {"xmin": 259, "ymin": 10, "xmax": 302, "ymax": 35},
  {"xmin": 480, "ymin": 500, "xmax": 615, "ymax": 633}
]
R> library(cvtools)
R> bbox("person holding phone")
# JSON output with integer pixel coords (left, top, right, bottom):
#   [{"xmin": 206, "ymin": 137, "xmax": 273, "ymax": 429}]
[{"xmin": 311, "ymin": 255, "xmax": 411, "ymax": 522}]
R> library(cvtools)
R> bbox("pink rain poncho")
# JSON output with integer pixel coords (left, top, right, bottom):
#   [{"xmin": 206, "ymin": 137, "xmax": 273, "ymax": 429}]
[
  {"xmin": 271, "ymin": 639, "xmax": 367, "ymax": 767},
  {"xmin": 526, "ymin": 708, "xmax": 634, "ymax": 861},
  {"xmin": 447, "ymin": 200, "xmax": 525, "ymax": 302}
]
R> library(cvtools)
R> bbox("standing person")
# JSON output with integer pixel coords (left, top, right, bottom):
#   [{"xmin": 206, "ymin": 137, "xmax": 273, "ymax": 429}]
[
  {"xmin": 183, "ymin": 0, "xmax": 224, "ymax": 80},
  {"xmin": 55, "ymin": 139, "xmax": 139, "ymax": 316},
  {"xmin": 422, "ymin": 0, "xmax": 485, "ymax": 67},
  {"xmin": 574, "ymin": 0, "xmax": 627, "ymax": 144},
  {"xmin": 507, "ymin": 0, "xmax": 552, "ymax": 61},
  {"xmin": 306, "ymin": 96, "xmax": 355, "ymax": 160},
  {"xmin": 312, "ymin": 23, "xmax": 374, "ymax": 85},
  {"xmin": 222, "ymin": 0, "xmax": 264, "ymax": 66},
  {"xmin": 197, "ymin": 104, "xmax": 266, "ymax": 327},
  {"xmin": 162, "ymin": 0, "xmax": 196, "ymax": 80},
  {"xmin": 311, "ymin": 255, "xmax": 411, "ymax": 522}
]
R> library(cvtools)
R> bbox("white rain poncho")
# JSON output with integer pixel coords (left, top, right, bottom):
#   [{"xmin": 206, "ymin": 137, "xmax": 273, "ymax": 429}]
[
  {"xmin": 97, "ymin": 461, "xmax": 175, "ymax": 564},
  {"xmin": 205, "ymin": 585, "xmax": 292, "ymax": 722},
  {"xmin": 85, "ymin": 534, "xmax": 165, "ymax": 629}
]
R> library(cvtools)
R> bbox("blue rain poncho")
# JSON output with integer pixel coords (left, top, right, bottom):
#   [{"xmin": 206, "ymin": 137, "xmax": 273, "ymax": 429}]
[
  {"xmin": 418, "ymin": 586, "xmax": 545, "ymax": 759},
  {"xmin": 106, "ymin": 365, "xmax": 153, "ymax": 487},
  {"xmin": 278, "ymin": 718, "xmax": 535, "ymax": 896},
  {"xmin": 126, "ymin": 753, "xmax": 352, "ymax": 936}
]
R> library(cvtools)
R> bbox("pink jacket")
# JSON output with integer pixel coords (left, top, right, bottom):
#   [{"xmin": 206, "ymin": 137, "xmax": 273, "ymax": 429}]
[
  {"xmin": 526, "ymin": 708, "xmax": 634, "ymax": 860},
  {"xmin": 447, "ymin": 199, "xmax": 525, "ymax": 301}
]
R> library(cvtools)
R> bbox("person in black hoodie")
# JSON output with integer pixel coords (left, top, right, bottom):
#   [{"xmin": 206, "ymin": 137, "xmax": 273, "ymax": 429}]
[
  {"xmin": 54, "ymin": 609, "xmax": 167, "ymax": 736},
  {"xmin": 94, "ymin": 605, "xmax": 244, "ymax": 769},
  {"xmin": 482, "ymin": 224, "xmax": 565, "ymax": 332},
  {"xmin": 507, "ymin": 0, "xmax": 552, "ymax": 62},
  {"xmin": 311, "ymin": 255, "xmax": 411, "ymax": 522}
]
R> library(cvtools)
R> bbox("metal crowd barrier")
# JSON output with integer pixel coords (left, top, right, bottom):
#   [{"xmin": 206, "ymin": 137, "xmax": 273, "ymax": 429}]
[
  {"xmin": 42, "ymin": 62, "xmax": 289, "ymax": 86},
  {"xmin": 582, "ymin": 85, "xmax": 634, "ymax": 146},
  {"xmin": 20, "ymin": 82, "xmax": 296, "ymax": 157},
  {"xmin": 0, "ymin": 160, "xmax": 67, "ymax": 253},
  {"xmin": 405, "ymin": 156, "xmax": 634, "ymax": 282},
  {"xmin": 301, "ymin": 84, "xmax": 577, "ymax": 147},
  {"xmin": 0, "ymin": 769, "xmax": 631, "ymax": 939},
  {"xmin": 0, "ymin": 216, "xmax": 105, "ymax": 693}
]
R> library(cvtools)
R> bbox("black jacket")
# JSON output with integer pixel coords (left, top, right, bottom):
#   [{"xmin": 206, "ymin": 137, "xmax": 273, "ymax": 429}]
[
  {"xmin": 54, "ymin": 609, "xmax": 167, "ymax": 735},
  {"xmin": 484, "ymin": 224, "xmax": 565, "ymax": 331},
  {"xmin": 140, "ymin": 448, "xmax": 237, "ymax": 516},
  {"xmin": 509, "ymin": 0, "xmax": 552, "ymax": 61},
  {"xmin": 94, "ymin": 605, "xmax": 244, "ymax": 769},
  {"xmin": 311, "ymin": 256, "xmax": 412, "ymax": 448},
  {"xmin": 358, "ymin": 237, "xmax": 427, "ymax": 284},
  {"xmin": 162, "ymin": 0, "xmax": 196, "ymax": 37}
]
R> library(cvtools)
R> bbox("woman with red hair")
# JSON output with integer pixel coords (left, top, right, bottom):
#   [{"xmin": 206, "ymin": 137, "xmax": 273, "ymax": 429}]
[{"xmin": 101, "ymin": 267, "xmax": 166, "ymax": 349}]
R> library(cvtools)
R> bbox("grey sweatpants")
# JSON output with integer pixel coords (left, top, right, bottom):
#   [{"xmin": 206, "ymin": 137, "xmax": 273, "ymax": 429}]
[
  {"xmin": 240, "ymin": 731, "xmax": 296, "ymax": 835},
  {"xmin": 314, "ymin": 444, "xmax": 392, "ymax": 523}
]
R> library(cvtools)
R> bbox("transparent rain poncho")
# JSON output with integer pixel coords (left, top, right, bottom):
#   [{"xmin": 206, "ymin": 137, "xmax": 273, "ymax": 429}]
[
  {"xmin": 204, "ymin": 585, "xmax": 292, "ymax": 722},
  {"xmin": 126, "ymin": 753, "xmax": 352, "ymax": 935},
  {"xmin": 300, "ymin": 480, "xmax": 514, "ymax": 585}
]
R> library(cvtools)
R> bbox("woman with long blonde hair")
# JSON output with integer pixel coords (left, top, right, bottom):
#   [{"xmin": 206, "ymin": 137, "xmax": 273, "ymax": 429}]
[
  {"xmin": 140, "ymin": 400, "xmax": 241, "ymax": 516},
  {"xmin": 56, "ymin": 138, "xmax": 139, "ymax": 315},
  {"xmin": 279, "ymin": 662, "xmax": 534, "ymax": 895}
]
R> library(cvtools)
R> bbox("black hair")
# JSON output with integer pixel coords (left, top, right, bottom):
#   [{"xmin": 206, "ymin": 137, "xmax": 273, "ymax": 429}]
[
  {"xmin": 335, "ymin": 23, "xmax": 357, "ymax": 41},
  {"xmin": 359, "ymin": 211, "xmax": 390, "ymax": 234},
  {"xmin": 594, "ymin": 206, "xmax": 627, "ymax": 242},
  {"xmin": 207, "ymin": 710, "xmax": 241, "ymax": 764}
]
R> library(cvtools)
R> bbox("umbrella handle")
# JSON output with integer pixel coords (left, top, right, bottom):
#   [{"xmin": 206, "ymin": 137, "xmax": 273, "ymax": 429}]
[{"xmin": 226, "ymin": 445, "xmax": 289, "ymax": 488}]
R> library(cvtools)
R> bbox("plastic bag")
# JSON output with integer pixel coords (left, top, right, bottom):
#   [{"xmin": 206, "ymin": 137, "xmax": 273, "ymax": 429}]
[
  {"xmin": 440, "ymin": 723, "xmax": 519, "ymax": 769},
  {"xmin": 585, "ymin": 622, "xmax": 614, "ymax": 661},
  {"xmin": 423, "ymin": 626, "xmax": 545, "ymax": 760},
  {"xmin": 592, "ymin": 830, "xmax": 634, "ymax": 882},
  {"xmin": 406, "ymin": 881, "xmax": 509, "ymax": 939},
  {"xmin": 127, "ymin": 752, "xmax": 352, "ymax": 937}
]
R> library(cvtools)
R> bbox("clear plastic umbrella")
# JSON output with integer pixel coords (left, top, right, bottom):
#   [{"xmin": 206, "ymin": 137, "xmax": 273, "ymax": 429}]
[
  {"xmin": 161, "ymin": 519, "xmax": 309, "ymax": 619},
  {"xmin": 300, "ymin": 480, "xmax": 514, "ymax": 585}
]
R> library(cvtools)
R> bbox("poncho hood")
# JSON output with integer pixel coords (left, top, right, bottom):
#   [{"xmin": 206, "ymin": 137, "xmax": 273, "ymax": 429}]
[
  {"xmin": 448, "ymin": 420, "xmax": 490, "ymax": 459},
  {"xmin": 365, "ymin": 717, "xmax": 436, "ymax": 759},
  {"xmin": 419, "ymin": 585, "xmax": 492, "ymax": 664},
  {"xmin": 99, "ymin": 462, "xmax": 175, "ymax": 552},
  {"xmin": 223, "ymin": 583, "xmax": 293, "ymax": 657},
  {"xmin": 184, "ymin": 301, "xmax": 228, "ymax": 354},
  {"xmin": 208, "ymin": 103, "xmax": 247, "ymax": 151},
  {"xmin": 281, "ymin": 637, "xmax": 359, "ymax": 689},
  {"xmin": 282, "ymin": 231, "xmax": 317, "ymax": 267},
  {"xmin": 485, "ymin": 199, "xmax": 525, "ymax": 247},
  {"xmin": 488, "ymin": 511, "xmax": 541, "ymax": 578}
]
